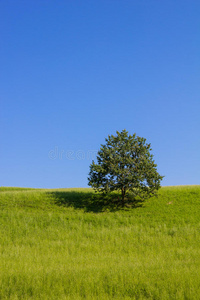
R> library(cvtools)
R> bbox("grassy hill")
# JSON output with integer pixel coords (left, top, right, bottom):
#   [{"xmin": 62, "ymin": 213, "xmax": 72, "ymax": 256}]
[{"xmin": 0, "ymin": 186, "xmax": 200, "ymax": 299}]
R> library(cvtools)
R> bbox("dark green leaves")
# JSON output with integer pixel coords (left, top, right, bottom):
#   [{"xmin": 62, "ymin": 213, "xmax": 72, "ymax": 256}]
[{"xmin": 88, "ymin": 130, "xmax": 164, "ymax": 205}]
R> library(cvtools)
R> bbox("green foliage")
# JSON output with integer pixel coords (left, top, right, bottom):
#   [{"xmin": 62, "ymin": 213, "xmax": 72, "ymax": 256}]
[{"xmin": 88, "ymin": 129, "xmax": 164, "ymax": 205}]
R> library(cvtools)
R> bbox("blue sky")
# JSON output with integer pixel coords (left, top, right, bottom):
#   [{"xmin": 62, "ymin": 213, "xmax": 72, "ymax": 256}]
[{"xmin": 0, "ymin": 0, "xmax": 199, "ymax": 188}]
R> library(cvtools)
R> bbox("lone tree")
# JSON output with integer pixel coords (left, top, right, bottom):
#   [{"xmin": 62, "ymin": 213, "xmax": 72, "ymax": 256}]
[{"xmin": 88, "ymin": 130, "xmax": 163, "ymax": 206}]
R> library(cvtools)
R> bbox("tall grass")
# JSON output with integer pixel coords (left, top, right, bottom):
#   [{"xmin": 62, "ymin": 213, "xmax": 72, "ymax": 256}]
[{"xmin": 0, "ymin": 186, "xmax": 200, "ymax": 299}]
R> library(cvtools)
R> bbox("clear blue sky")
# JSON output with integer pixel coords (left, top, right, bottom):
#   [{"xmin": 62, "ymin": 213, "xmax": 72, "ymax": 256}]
[{"xmin": 0, "ymin": 0, "xmax": 199, "ymax": 188}]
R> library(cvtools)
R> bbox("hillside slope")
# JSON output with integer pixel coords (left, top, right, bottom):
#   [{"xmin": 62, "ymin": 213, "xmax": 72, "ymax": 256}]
[{"xmin": 0, "ymin": 186, "xmax": 200, "ymax": 299}]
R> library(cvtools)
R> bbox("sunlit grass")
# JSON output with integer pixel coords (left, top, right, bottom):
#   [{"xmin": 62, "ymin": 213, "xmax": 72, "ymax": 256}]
[{"xmin": 0, "ymin": 186, "xmax": 200, "ymax": 299}]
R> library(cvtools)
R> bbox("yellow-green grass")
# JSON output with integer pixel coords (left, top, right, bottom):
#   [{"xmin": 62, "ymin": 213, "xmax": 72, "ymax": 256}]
[{"xmin": 0, "ymin": 186, "xmax": 200, "ymax": 299}]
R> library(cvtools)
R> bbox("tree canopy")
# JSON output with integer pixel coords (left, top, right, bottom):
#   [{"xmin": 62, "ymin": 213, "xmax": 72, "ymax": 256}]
[{"xmin": 88, "ymin": 130, "xmax": 164, "ymax": 205}]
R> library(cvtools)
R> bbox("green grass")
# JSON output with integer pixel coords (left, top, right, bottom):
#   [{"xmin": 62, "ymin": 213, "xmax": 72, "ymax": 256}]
[{"xmin": 0, "ymin": 186, "xmax": 200, "ymax": 299}]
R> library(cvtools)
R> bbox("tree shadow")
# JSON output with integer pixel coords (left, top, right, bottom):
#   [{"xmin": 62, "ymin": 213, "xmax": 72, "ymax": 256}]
[{"xmin": 48, "ymin": 190, "xmax": 144, "ymax": 213}]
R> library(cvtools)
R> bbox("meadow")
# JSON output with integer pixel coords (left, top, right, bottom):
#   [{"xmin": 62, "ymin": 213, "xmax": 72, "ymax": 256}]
[{"xmin": 0, "ymin": 186, "xmax": 200, "ymax": 299}]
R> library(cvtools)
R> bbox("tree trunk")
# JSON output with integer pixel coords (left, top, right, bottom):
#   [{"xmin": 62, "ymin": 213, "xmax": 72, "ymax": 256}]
[{"xmin": 121, "ymin": 187, "xmax": 126, "ymax": 206}]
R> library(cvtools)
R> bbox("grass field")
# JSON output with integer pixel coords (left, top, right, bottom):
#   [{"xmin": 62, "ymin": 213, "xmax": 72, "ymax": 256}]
[{"xmin": 0, "ymin": 186, "xmax": 200, "ymax": 299}]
